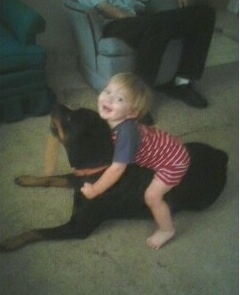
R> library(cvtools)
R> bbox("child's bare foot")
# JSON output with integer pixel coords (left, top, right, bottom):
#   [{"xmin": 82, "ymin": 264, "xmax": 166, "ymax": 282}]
[{"xmin": 146, "ymin": 229, "xmax": 175, "ymax": 250}]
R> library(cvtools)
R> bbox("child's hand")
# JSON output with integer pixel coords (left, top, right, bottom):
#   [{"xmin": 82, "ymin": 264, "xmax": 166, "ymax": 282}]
[{"xmin": 81, "ymin": 183, "xmax": 99, "ymax": 199}]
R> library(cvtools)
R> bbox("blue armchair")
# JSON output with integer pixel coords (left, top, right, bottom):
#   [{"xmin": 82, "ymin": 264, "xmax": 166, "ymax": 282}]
[
  {"xmin": 63, "ymin": 0, "xmax": 183, "ymax": 92},
  {"xmin": 0, "ymin": 0, "xmax": 56, "ymax": 122}
]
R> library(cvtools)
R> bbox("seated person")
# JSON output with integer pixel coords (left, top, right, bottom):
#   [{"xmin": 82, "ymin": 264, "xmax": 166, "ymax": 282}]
[{"xmin": 78, "ymin": 0, "xmax": 215, "ymax": 108}]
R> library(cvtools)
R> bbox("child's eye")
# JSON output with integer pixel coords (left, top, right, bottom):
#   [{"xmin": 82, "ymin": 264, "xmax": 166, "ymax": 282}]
[{"xmin": 117, "ymin": 97, "xmax": 124, "ymax": 102}]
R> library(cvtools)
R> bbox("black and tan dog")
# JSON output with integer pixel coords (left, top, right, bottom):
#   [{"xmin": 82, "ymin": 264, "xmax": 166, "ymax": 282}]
[{"xmin": 0, "ymin": 104, "xmax": 228, "ymax": 251}]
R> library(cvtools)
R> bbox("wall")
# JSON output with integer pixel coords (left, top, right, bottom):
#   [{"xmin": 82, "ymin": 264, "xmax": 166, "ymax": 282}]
[
  {"xmin": 209, "ymin": 0, "xmax": 230, "ymax": 7},
  {"xmin": 228, "ymin": 0, "xmax": 238, "ymax": 12}
]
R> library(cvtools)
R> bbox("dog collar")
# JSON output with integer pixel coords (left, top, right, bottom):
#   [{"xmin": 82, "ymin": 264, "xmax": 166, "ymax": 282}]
[{"xmin": 72, "ymin": 165, "xmax": 109, "ymax": 176}]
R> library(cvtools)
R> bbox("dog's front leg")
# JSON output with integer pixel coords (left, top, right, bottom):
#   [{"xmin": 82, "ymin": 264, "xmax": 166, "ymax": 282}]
[
  {"xmin": 0, "ymin": 221, "xmax": 87, "ymax": 252},
  {"xmin": 0, "ymin": 230, "xmax": 43, "ymax": 252},
  {"xmin": 14, "ymin": 175, "xmax": 72, "ymax": 188}
]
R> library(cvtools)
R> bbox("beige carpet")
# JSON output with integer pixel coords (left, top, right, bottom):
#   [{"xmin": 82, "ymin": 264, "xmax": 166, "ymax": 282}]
[{"xmin": 0, "ymin": 62, "xmax": 238, "ymax": 295}]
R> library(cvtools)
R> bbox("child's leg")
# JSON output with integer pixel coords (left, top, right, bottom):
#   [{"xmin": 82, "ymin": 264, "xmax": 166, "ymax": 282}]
[{"xmin": 144, "ymin": 178, "xmax": 175, "ymax": 250}]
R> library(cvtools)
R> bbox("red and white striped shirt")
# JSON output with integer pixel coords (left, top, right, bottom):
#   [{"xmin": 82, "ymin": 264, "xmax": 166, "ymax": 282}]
[{"xmin": 135, "ymin": 124, "xmax": 190, "ymax": 186}]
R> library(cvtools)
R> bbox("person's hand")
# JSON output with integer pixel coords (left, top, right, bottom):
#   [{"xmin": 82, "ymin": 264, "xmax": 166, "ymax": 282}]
[
  {"xmin": 178, "ymin": 0, "xmax": 191, "ymax": 8},
  {"xmin": 98, "ymin": 2, "xmax": 134, "ymax": 19},
  {"xmin": 81, "ymin": 183, "xmax": 99, "ymax": 199}
]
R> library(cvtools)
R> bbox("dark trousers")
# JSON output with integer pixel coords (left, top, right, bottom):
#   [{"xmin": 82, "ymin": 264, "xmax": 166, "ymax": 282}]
[{"xmin": 103, "ymin": 5, "xmax": 216, "ymax": 85}]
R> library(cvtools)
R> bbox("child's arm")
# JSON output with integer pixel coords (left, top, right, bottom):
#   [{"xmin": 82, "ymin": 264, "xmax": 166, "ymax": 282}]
[
  {"xmin": 81, "ymin": 162, "xmax": 127, "ymax": 199},
  {"xmin": 44, "ymin": 133, "xmax": 60, "ymax": 176}
]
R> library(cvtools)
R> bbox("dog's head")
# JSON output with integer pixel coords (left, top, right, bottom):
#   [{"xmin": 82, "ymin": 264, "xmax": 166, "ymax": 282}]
[{"xmin": 50, "ymin": 104, "xmax": 113, "ymax": 169}]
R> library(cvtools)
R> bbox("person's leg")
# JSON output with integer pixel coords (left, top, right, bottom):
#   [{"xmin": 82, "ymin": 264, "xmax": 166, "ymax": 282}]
[
  {"xmin": 103, "ymin": 14, "xmax": 172, "ymax": 85},
  {"xmin": 103, "ymin": 6, "xmax": 215, "ymax": 107},
  {"xmin": 177, "ymin": 5, "xmax": 216, "ymax": 80},
  {"xmin": 134, "ymin": 6, "xmax": 215, "ymax": 85},
  {"xmin": 103, "ymin": 16, "xmax": 145, "ymax": 48},
  {"xmin": 134, "ymin": 20, "xmax": 169, "ymax": 85},
  {"xmin": 160, "ymin": 5, "xmax": 216, "ymax": 108},
  {"xmin": 144, "ymin": 178, "xmax": 175, "ymax": 250}
]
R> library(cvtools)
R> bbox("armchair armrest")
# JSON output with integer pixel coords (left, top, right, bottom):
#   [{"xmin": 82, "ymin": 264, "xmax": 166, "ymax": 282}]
[
  {"xmin": 87, "ymin": 8, "xmax": 105, "ymax": 45},
  {"xmin": 0, "ymin": 0, "xmax": 45, "ymax": 44}
]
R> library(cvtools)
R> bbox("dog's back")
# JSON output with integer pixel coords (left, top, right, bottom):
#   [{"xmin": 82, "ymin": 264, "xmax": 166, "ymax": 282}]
[{"xmin": 165, "ymin": 143, "xmax": 228, "ymax": 213}]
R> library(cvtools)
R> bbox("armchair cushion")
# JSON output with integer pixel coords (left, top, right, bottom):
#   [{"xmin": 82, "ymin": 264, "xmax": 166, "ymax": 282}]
[
  {"xmin": 0, "ymin": 0, "xmax": 45, "ymax": 44},
  {"xmin": 0, "ymin": 25, "xmax": 45, "ymax": 74},
  {"xmin": 0, "ymin": 0, "xmax": 56, "ymax": 122}
]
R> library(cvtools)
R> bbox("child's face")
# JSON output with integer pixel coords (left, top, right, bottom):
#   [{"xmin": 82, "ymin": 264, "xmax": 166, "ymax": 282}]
[{"xmin": 98, "ymin": 81, "xmax": 138, "ymax": 128}]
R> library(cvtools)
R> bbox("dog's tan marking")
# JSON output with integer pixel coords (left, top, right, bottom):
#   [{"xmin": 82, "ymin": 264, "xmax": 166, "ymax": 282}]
[
  {"xmin": 44, "ymin": 134, "xmax": 60, "ymax": 176},
  {"xmin": 0, "ymin": 231, "xmax": 42, "ymax": 251},
  {"xmin": 15, "ymin": 176, "xmax": 70, "ymax": 187}
]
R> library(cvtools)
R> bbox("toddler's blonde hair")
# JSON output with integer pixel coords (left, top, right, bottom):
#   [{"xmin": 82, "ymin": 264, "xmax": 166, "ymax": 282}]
[{"xmin": 107, "ymin": 72, "xmax": 152, "ymax": 119}]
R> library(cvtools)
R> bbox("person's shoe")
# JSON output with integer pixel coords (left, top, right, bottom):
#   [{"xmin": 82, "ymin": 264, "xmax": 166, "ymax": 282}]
[{"xmin": 158, "ymin": 83, "xmax": 208, "ymax": 108}]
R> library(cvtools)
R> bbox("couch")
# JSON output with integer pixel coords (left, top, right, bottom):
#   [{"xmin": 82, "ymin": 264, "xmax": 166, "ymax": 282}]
[
  {"xmin": 63, "ymin": 0, "xmax": 183, "ymax": 92},
  {"xmin": 0, "ymin": 0, "xmax": 56, "ymax": 122}
]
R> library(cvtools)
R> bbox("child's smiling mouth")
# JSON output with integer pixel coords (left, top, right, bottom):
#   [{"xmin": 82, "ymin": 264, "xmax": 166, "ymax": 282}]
[{"xmin": 102, "ymin": 104, "xmax": 113, "ymax": 113}]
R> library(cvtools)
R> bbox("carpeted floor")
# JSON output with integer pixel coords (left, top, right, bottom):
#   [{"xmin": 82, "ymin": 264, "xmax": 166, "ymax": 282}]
[{"xmin": 0, "ymin": 60, "xmax": 238, "ymax": 295}]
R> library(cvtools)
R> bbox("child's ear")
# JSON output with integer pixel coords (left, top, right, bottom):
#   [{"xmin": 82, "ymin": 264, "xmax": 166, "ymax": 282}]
[{"xmin": 127, "ymin": 109, "xmax": 140, "ymax": 119}]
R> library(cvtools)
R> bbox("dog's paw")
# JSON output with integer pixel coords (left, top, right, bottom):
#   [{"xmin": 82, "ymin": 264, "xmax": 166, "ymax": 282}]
[
  {"xmin": 0, "ymin": 231, "xmax": 41, "ymax": 252},
  {"xmin": 15, "ymin": 176, "xmax": 38, "ymax": 187},
  {"xmin": 0, "ymin": 236, "xmax": 26, "ymax": 252}
]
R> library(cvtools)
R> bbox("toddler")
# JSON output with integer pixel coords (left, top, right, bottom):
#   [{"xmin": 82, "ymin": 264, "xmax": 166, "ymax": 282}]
[{"xmin": 75, "ymin": 73, "xmax": 190, "ymax": 249}]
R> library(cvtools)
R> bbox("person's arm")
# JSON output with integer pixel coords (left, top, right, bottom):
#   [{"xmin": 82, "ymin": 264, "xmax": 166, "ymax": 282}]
[
  {"xmin": 44, "ymin": 134, "xmax": 60, "ymax": 176},
  {"xmin": 81, "ymin": 162, "xmax": 127, "ymax": 199},
  {"xmin": 97, "ymin": 2, "xmax": 135, "ymax": 19}
]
